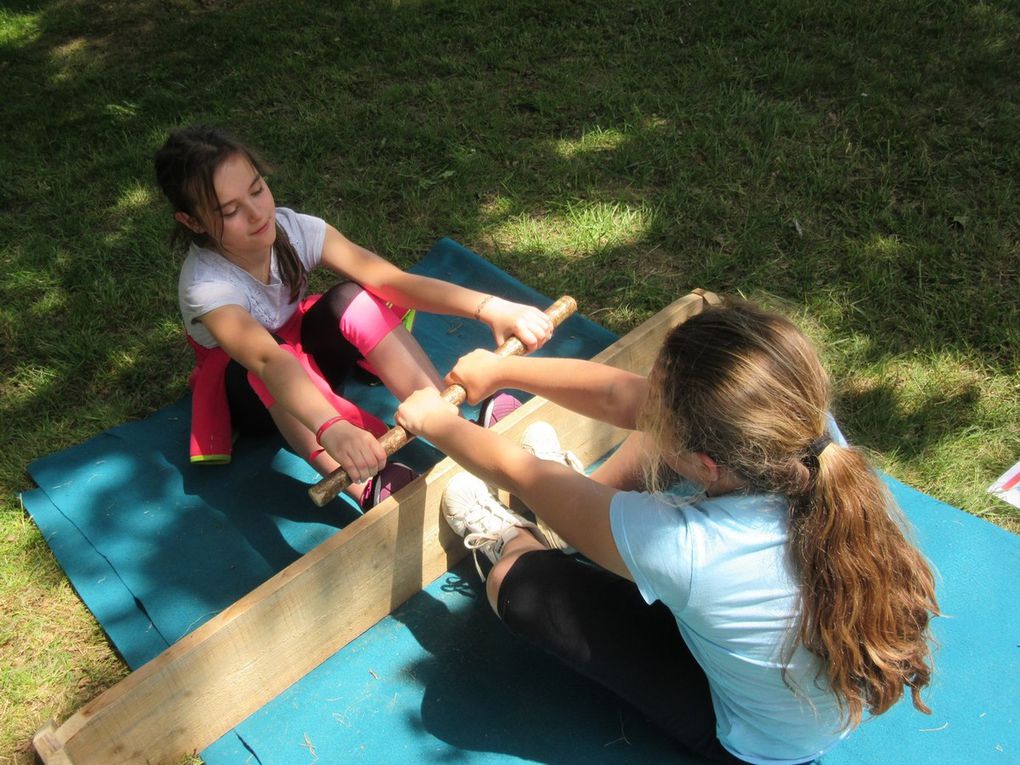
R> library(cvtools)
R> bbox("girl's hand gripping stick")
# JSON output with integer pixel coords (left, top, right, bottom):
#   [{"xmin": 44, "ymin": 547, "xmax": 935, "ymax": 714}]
[{"xmin": 308, "ymin": 295, "xmax": 578, "ymax": 506}]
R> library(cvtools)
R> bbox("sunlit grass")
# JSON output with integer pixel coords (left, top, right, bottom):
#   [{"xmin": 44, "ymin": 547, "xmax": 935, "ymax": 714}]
[
  {"xmin": 831, "ymin": 349, "xmax": 1020, "ymax": 530},
  {"xmin": 114, "ymin": 183, "xmax": 154, "ymax": 211},
  {"xmin": 553, "ymin": 126, "xmax": 629, "ymax": 160},
  {"xmin": 0, "ymin": 10, "xmax": 40, "ymax": 48},
  {"xmin": 0, "ymin": 513, "xmax": 129, "ymax": 762},
  {"xmin": 487, "ymin": 200, "xmax": 654, "ymax": 258}
]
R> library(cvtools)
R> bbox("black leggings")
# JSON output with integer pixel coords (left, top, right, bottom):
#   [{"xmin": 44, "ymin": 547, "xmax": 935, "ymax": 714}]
[
  {"xmin": 497, "ymin": 549, "xmax": 752, "ymax": 765},
  {"xmin": 224, "ymin": 282, "xmax": 367, "ymax": 435}
]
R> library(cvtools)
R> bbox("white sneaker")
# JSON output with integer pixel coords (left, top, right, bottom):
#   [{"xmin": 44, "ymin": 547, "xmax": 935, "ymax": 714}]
[
  {"xmin": 520, "ymin": 422, "xmax": 583, "ymax": 553},
  {"xmin": 521, "ymin": 421, "xmax": 585, "ymax": 472},
  {"xmin": 442, "ymin": 472, "xmax": 548, "ymax": 580}
]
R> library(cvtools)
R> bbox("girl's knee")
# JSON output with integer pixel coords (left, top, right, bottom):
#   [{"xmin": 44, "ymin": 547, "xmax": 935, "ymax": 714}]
[
  {"xmin": 491, "ymin": 549, "xmax": 560, "ymax": 628},
  {"xmin": 319, "ymin": 281, "xmax": 366, "ymax": 319},
  {"xmin": 330, "ymin": 287, "xmax": 404, "ymax": 357},
  {"xmin": 486, "ymin": 554, "xmax": 519, "ymax": 613}
]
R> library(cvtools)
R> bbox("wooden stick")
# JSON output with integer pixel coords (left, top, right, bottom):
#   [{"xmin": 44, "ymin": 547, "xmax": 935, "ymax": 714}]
[
  {"xmin": 35, "ymin": 290, "xmax": 719, "ymax": 765},
  {"xmin": 308, "ymin": 294, "xmax": 579, "ymax": 506}
]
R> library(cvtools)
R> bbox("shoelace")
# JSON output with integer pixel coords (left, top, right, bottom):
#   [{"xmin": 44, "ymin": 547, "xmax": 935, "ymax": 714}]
[
  {"xmin": 463, "ymin": 530, "xmax": 504, "ymax": 581},
  {"xmin": 534, "ymin": 448, "xmax": 583, "ymax": 472},
  {"xmin": 463, "ymin": 530, "xmax": 502, "ymax": 549},
  {"xmin": 458, "ymin": 496, "xmax": 512, "ymax": 534},
  {"xmin": 453, "ymin": 493, "xmax": 520, "ymax": 580},
  {"xmin": 561, "ymin": 450, "xmax": 584, "ymax": 472}
]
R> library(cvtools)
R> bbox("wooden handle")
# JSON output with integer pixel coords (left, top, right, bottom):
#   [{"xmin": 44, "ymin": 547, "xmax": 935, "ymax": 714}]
[{"xmin": 308, "ymin": 295, "xmax": 578, "ymax": 506}]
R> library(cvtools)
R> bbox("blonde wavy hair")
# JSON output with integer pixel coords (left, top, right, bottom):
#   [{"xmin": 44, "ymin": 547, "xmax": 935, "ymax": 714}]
[{"xmin": 639, "ymin": 297, "xmax": 939, "ymax": 728}]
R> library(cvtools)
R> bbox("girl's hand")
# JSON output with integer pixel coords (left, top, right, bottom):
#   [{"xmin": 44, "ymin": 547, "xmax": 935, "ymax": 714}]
[
  {"xmin": 480, "ymin": 297, "xmax": 554, "ymax": 352},
  {"xmin": 445, "ymin": 349, "xmax": 501, "ymax": 404},
  {"xmin": 396, "ymin": 388, "xmax": 459, "ymax": 437},
  {"xmin": 319, "ymin": 420, "xmax": 388, "ymax": 483}
]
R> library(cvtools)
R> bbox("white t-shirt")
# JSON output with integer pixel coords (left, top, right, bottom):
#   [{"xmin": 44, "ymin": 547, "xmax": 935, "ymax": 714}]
[
  {"xmin": 178, "ymin": 207, "xmax": 327, "ymax": 348},
  {"xmin": 609, "ymin": 422, "xmax": 852, "ymax": 765}
]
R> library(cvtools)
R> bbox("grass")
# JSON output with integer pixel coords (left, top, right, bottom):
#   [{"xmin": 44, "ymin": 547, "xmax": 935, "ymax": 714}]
[{"xmin": 1, "ymin": 0, "xmax": 1018, "ymax": 761}]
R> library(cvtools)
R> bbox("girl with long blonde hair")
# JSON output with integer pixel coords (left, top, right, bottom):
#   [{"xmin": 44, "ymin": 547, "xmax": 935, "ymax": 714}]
[{"xmin": 395, "ymin": 297, "xmax": 939, "ymax": 764}]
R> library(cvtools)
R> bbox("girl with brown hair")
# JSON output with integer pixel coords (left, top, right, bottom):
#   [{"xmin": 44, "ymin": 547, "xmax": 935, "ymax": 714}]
[
  {"xmin": 394, "ymin": 297, "xmax": 939, "ymax": 764},
  {"xmin": 154, "ymin": 126, "xmax": 551, "ymax": 508}
]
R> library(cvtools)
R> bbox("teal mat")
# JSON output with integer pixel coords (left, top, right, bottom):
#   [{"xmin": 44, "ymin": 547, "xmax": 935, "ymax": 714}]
[
  {"xmin": 197, "ymin": 477, "xmax": 1018, "ymax": 765},
  {"xmin": 24, "ymin": 238, "xmax": 617, "ymax": 667},
  {"xmin": 23, "ymin": 241, "xmax": 1019, "ymax": 763}
]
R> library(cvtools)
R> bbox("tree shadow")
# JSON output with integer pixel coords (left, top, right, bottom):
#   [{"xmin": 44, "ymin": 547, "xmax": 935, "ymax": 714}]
[
  {"xmin": 835, "ymin": 380, "xmax": 982, "ymax": 459},
  {"xmin": 2, "ymin": 3, "xmax": 1016, "ymax": 453}
]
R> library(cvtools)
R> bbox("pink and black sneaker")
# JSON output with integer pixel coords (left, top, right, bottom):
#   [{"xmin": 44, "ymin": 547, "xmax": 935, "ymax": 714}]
[
  {"xmin": 360, "ymin": 462, "xmax": 419, "ymax": 510},
  {"xmin": 476, "ymin": 391, "xmax": 523, "ymax": 428}
]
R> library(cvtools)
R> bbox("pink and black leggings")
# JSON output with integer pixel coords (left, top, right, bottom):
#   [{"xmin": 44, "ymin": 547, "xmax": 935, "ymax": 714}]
[{"xmin": 225, "ymin": 282, "xmax": 403, "ymax": 435}]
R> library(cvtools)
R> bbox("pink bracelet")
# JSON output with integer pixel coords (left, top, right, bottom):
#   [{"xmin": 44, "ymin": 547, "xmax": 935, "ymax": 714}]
[{"xmin": 315, "ymin": 415, "xmax": 346, "ymax": 446}]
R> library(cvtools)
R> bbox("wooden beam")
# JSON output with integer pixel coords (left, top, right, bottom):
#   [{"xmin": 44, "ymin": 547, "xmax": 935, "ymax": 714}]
[{"xmin": 35, "ymin": 289, "xmax": 719, "ymax": 765}]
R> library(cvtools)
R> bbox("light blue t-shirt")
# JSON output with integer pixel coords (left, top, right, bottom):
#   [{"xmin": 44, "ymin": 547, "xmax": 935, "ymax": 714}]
[{"xmin": 609, "ymin": 424, "xmax": 851, "ymax": 764}]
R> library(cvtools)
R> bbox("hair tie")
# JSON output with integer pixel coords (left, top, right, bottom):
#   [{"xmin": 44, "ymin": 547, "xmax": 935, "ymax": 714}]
[
  {"xmin": 808, "ymin": 434, "xmax": 832, "ymax": 458},
  {"xmin": 801, "ymin": 433, "xmax": 833, "ymax": 478}
]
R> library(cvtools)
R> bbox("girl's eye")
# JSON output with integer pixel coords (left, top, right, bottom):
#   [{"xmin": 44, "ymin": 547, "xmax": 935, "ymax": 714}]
[
  {"xmin": 252, "ymin": 184, "xmax": 263, "ymax": 196},
  {"xmin": 222, "ymin": 207, "xmax": 238, "ymax": 218}
]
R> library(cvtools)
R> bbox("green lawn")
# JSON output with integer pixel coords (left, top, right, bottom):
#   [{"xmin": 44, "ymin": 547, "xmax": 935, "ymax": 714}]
[{"xmin": 2, "ymin": 0, "xmax": 1018, "ymax": 761}]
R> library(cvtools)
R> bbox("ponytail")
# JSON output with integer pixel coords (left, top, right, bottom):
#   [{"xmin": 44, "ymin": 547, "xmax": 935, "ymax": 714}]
[
  {"xmin": 272, "ymin": 222, "xmax": 306, "ymax": 303},
  {"xmin": 790, "ymin": 442, "xmax": 938, "ymax": 726}
]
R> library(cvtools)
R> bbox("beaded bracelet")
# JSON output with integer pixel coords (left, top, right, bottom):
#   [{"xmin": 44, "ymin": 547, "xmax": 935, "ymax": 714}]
[
  {"xmin": 315, "ymin": 415, "xmax": 346, "ymax": 446},
  {"xmin": 473, "ymin": 294, "xmax": 495, "ymax": 321}
]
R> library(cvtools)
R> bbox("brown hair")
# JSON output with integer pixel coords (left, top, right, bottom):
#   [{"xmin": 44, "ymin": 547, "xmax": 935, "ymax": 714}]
[
  {"xmin": 639, "ymin": 298, "xmax": 939, "ymax": 727},
  {"xmin": 153, "ymin": 126, "xmax": 306, "ymax": 302}
]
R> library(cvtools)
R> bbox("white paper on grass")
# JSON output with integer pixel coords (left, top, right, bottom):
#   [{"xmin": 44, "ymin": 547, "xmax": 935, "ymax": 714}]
[{"xmin": 987, "ymin": 459, "xmax": 1020, "ymax": 510}]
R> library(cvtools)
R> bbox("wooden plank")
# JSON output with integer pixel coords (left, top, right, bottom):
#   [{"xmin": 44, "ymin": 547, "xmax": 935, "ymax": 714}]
[
  {"xmin": 35, "ymin": 289, "xmax": 718, "ymax": 765},
  {"xmin": 32, "ymin": 723, "xmax": 72, "ymax": 765}
]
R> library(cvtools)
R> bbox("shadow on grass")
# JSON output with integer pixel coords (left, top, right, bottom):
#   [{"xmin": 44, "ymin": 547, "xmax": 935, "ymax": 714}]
[
  {"xmin": 835, "ymin": 382, "xmax": 982, "ymax": 457},
  {"xmin": 2, "ymin": 4, "xmax": 1017, "ymax": 469}
]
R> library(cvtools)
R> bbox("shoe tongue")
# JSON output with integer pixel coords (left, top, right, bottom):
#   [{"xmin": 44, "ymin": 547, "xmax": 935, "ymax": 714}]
[
  {"xmin": 475, "ymin": 507, "xmax": 511, "ymax": 535},
  {"xmin": 490, "ymin": 525, "xmax": 520, "ymax": 557}
]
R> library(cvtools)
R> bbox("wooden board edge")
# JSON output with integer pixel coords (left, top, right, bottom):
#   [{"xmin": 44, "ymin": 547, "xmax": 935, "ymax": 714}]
[
  {"xmin": 35, "ymin": 289, "xmax": 718, "ymax": 765},
  {"xmin": 33, "ymin": 721, "xmax": 73, "ymax": 765}
]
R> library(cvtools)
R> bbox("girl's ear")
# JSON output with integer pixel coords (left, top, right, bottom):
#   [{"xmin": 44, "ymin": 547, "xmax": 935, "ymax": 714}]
[
  {"xmin": 174, "ymin": 211, "xmax": 205, "ymax": 234},
  {"xmin": 695, "ymin": 452, "xmax": 721, "ymax": 484}
]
